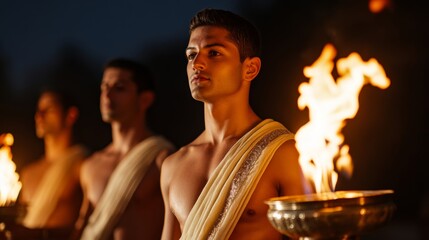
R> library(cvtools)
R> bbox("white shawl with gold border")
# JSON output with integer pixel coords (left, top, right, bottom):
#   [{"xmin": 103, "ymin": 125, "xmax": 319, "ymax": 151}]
[
  {"xmin": 81, "ymin": 136, "xmax": 174, "ymax": 240},
  {"xmin": 181, "ymin": 119, "xmax": 294, "ymax": 240},
  {"xmin": 22, "ymin": 145, "xmax": 88, "ymax": 228}
]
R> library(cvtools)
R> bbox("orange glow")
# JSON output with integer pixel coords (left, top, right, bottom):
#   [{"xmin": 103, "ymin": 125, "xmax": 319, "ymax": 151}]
[
  {"xmin": 369, "ymin": 0, "xmax": 391, "ymax": 13},
  {"xmin": 295, "ymin": 44, "xmax": 390, "ymax": 193},
  {"xmin": 0, "ymin": 133, "xmax": 22, "ymax": 206}
]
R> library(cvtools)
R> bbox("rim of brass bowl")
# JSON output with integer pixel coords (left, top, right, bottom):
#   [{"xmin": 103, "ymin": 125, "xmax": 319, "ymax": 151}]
[{"xmin": 265, "ymin": 190, "xmax": 394, "ymax": 210}]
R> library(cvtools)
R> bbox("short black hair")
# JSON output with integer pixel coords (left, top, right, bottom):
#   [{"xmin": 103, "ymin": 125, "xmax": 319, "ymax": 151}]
[
  {"xmin": 104, "ymin": 58, "xmax": 155, "ymax": 93},
  {"xmin": 38, "ymin": 86, "xmax": 78, "ymax": 112},
  {"xmin": 189, "ymin": 8, "xmax": 261, "ymax": 62}
]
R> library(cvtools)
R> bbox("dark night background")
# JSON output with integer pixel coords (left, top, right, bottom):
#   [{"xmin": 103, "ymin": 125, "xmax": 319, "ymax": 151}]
[{"xmin": 1, "ymin": 0, "xmax": 428, "ymax": 239}]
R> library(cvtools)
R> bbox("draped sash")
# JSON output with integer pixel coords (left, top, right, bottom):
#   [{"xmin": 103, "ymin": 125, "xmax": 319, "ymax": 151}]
[
  {"xmin": 181, "ymin": 119, "xmax": 294, "ymax": 240},
  {"xmin": 23, "ymin": 145, "xmax": 88, "ymax": 228},
  {"xmin": 81, "ymin": 136, "xmax": 174, "ymax": 240}
]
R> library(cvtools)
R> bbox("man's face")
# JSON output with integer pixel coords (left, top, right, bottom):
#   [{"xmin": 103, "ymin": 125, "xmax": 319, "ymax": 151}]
[
  {"xmin": 186, "ymin": 26, "xmax": 244, "ymax": 103},
  {"xmin": 34, "ymin": 92, "xmax": 66, "ymax": 138},
  {"xmin": 100, "ymin": 67, "xmax": 140, "ymax": 123}
]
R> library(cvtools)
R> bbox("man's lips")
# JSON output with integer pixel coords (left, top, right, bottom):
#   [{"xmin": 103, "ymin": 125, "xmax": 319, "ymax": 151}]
[
  {"xmin": 101, "ymin": 102, "xmax": 115, "ymax": 111},
  {"xmin": 191, "ymin": 74, "xmax": 209, "ymax": 84}
]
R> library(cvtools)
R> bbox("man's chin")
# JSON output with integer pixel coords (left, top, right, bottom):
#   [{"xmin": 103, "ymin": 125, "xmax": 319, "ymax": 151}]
[
  {"xmin": 35, "ymin": 130, "xmax": 45, "ymax": 139},
  {"xmin": 101, "ymin": 114, "xmax": 116, "ymax": 123},
  {"xmin": 191, "ymin": 91, "xmax": 205, "ymax": 102}
]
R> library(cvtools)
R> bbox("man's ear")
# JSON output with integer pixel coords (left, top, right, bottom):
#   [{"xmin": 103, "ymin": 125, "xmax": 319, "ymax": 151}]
[
  {"xmin": 139, "ymin": 91, "xmax": 155, "ymax": 110},
  {"xmin": 243, "ymin": 57, "xmax": 261, "ymax": 82},
  {"xmin": 66, "ymin": 106, "xmax": 79, "ymax": 126}
]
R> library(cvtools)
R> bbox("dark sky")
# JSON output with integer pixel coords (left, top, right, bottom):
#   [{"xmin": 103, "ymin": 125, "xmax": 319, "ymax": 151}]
[
  {"xmin": 0, "ymin": 0, "xmax": 248, "ymax": 92},
  {"xmin": 0, "ymin": 0, "xmax": 250, "ymax": 159},
  {"xmin": 1, "ymin": 0, "xmax": 428, "ymax": 238}
]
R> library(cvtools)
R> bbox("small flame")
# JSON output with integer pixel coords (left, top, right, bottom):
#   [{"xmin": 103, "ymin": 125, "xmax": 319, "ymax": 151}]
[
  {"xmin": 295, "ymin": 44, "xmax": 390, "ymax": 193},
  {"xmin": 0, "ymin": 133, "xmax": 22, "ymax": 206}
]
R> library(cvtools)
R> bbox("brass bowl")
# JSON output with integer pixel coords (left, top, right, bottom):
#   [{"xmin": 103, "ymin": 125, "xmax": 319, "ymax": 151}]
[
  {"xmin": 0, "ymin": 204, "xmax": 27, "ymax": 224},
  {"xmin": 265, "ymin": 190, "xmax": 396, "ymax": 239}
]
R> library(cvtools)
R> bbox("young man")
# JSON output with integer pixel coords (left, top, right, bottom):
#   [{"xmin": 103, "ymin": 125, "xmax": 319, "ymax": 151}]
[
  {"xmin": 161, "ymin": 9, "xmax": 312, "ymax": 240},
  {"xmin": 17, "ymin": 88, "xmax": 88, "ymax": 238},
  {"xmin": 74, "ymin": 58, "xmax": 175, "ymax": 240}
]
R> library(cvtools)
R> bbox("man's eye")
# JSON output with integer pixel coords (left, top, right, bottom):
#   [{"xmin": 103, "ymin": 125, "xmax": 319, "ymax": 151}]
[
  {"xmin": 100, "ymin": 84, "xmax": 125, "ymax": 92},
  {"xmin": 187, "ymin": 53, "xmax": 196, "ymax": 61},
  {"xmin": 114, "ymin": 85, "xmax": 125, "ymax": 91},
  {"xmin": 209, "ymin": 50, "xmax": 220, "ymax": 57}
]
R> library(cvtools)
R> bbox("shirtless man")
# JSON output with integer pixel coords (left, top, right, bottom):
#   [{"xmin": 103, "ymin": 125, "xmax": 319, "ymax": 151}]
[
  {"xmin": 74, "ymin": 58, "xmax": 174, "ymax": 240},
  {"xmin": 17, "ymin": 88, "xmax": 88, "ymax": 239},
  {"xmin": 161, "ymin": 9, "xmax": 312, "ymax": 240}
]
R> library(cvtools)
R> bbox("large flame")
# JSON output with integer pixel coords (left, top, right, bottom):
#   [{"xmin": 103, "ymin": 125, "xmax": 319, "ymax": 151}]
[
  {"xmin": 295, "ymin": 44, "xmax": 390, "ymax": 193},
  {"xmin": 0, "ymin": 133, "xmax": 22, "ymax": 206}
]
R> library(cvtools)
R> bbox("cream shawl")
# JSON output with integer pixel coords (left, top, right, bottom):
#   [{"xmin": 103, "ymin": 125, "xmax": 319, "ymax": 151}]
[
  {"xmin": 81, "ymin": 136, "xmax": 174, "ymax": 240},
  {"xmin": 22, "ymin": 145, "xmax": 88, "ymax": 228},
  {"xmin": 181, "ymin": 119, "xmax": 294, "ymax": 240}
]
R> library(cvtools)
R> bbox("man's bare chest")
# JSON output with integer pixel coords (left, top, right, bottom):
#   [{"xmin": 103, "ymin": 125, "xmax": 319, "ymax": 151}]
[{"xmin": 85, "ymin": 157, "xmax": 119, "ymax": 204}]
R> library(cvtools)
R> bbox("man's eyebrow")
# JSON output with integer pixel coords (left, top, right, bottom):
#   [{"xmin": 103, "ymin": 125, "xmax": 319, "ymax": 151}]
[
  {"xmin": 206, "ymin": 43, "xmax": 226, "ymax": 48},
  {"xmin": 186, "ymin": 43, "xmax": 226, "ymax": 52},
  {"xmin": 185, "ymin": 46, "xmax": 195, "ymax": 52}
]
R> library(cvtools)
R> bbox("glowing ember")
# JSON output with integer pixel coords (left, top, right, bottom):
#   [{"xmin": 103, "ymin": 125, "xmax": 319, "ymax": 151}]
[
  {"xmin": 295, "ymin": 43, "xmax": 390, "ymax": 193},
  {"xmin": 368, "ymin": 0, "xmax": 391, "ymax": 13},
  {"xmin": 0, "ymin": 133, "xmax": 22, "ymax": 206}
]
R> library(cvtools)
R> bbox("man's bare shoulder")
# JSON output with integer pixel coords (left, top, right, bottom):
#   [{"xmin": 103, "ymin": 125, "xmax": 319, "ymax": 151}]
[
  {"xmin": 162, "ymin": 134, "xmax": 208, "ymax": 166},
  {"xmin": 161, "ymin": 136, "xmax": 211, "ymax": 183},
  {"xmin": 162, "ymin": 144, "xmax": 191, "ymax": 168},
  {"xmin": 82, "ymin": 144, "xmax": 114, "ymax": 164},
  {"xmin": 274, "ymin": 139, "xmax": 299, "ymax": 161},
  {"xmin": 19, "ymin": 158, "xmax": 50, "ymax": 202},
  {"xmin": 79, "ymin": 144, "xmax": 117, "ymax": 190},
  {"xmin": 20, "ymin": 157, "xmax": 44, "ymax": 170},
  {"xmin": 80, "ymin": 144, "xmax": 117, "ymax": 180},
  {"xmin": 20, "ymin": 158, "xmax": 47, "ymax": 178},
  {"xmin": 267, "ymin": 138, "xmax": 312, "ymax": 195},
  {"xmin": 267, "ymin": 139, "xmax": 300, "ymax": 173}
]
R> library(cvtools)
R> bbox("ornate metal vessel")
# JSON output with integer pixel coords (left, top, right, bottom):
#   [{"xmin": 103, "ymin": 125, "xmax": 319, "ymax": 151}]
[
  {"xmin": 0, "ymin": 204, "xmax": 27, "ymax": 224},
  {"xmin": 266, "ymin": 190, "xmax": 396, "ymax": 239}
]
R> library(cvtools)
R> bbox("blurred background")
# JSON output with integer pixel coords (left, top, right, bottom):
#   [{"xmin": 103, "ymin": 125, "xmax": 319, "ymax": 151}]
[{"xmin": 1, "ymin": 0, "xmax": 427, "ymax": 239}]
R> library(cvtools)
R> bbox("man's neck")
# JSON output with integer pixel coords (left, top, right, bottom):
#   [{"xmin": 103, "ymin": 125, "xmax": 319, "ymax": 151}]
[
  {"xmin": 203, "ymin": 102, "xmax": 260, "ymax": 144},
  {"xmin": 44, "ymin": 134, "xmax": 74, "ymax": 162},
  {"xmin": 110, "ymin": 122, "xmax": 152, "ymax": 155}
]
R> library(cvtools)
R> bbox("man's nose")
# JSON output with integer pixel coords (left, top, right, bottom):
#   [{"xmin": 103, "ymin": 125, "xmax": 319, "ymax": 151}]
[
  {"xmin": 192, "ymin": 54, "xmax": 205, "ymax": 71},
  {"xmin": 101, "ymin": 87, "xmax": 114, "ymax": 99},
  {"xmin": 35, "ymin": 110, "xmax": 45, "ymax": 118}
]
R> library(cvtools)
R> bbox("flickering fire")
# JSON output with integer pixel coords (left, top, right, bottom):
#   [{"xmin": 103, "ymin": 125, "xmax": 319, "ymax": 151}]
[
  {"xmin": 0, "ymin": 133, "xmax": 22, "ymax": 206},
  {"xmin": 295, "ymin": 43, "xmax": 390, "ymax": 193}
]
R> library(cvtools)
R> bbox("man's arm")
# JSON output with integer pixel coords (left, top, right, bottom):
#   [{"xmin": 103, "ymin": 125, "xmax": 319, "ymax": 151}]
[
  {"xmin": 69, "ymin": 160, "xmax": 92, "ymax": 240},
  {"xmin": 271, "ymin": 139, "xmax": 313, "ymax": 196},
  {"xmin": 160, "ymin": 202, "xmax": 181, "ymax": 240},
  {"xmin": 160, "ymin": 156, "xmax": 181, "ymax": 240},
  {"xmin": 69, "ymin": 194, "xmax": 92, "ymax": 240}
]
